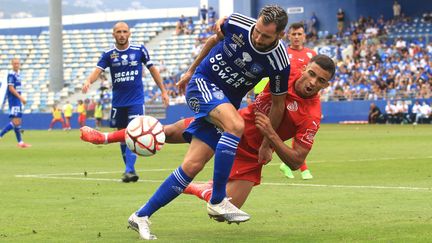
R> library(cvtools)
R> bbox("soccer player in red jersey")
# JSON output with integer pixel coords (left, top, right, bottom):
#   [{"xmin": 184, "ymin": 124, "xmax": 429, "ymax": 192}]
[
  {"xmin": 80, "ymin": 55, "xmax": 335, "ymax": 210},
  {"xmin": 280, "ymin": 22, "xmax": 317, "ymax": 180}
]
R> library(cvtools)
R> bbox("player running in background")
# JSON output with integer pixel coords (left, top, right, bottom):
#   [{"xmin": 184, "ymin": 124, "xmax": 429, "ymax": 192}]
[
  {"xmin": 280, "ymin": 22, "xmax": 317, "ymax": 180},
  {"xmin": 82, "ymin": 21, "xmax": 169, "ymax": 183},
  {"xmin": 62, "ymin": 101, "xmax": 73, "ymax": 130},
  {"xmin": 0, "ymin": 58, "xmax": 31, "ymax": 148},
  {"xmin": 48, "ymin": 104, "xmax": 65, "ymax": 130},
  {"xmin": 80, "ymin": 54, "xmax": 335, "ymax": 224}
]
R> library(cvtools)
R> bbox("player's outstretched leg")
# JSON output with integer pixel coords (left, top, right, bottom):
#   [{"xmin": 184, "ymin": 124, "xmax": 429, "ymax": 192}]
[
  {"xmin": 183, "ymin": 181, "xmax": 213, "ymax": 201},
  {"xmin": 279, "ymin": 163, "xmax": 294, "ymax": 179},
  {"xmin": 128, "ymin": 213, "xmax": 157, "ymax": 240},
  {"xmin": 80, "ymin": 126, "xmax": 107, "ymax": 144}
]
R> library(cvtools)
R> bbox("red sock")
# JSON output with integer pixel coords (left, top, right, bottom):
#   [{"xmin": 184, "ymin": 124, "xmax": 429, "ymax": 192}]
[
  {"xmin": 108, "ymin": 129, "xmax": 126, "ymax": 143},
  {"xmin": 184, "ymin": 182, "xmax": 213, "ymax": 202},
  {"xmin": 300, "ymin": 162, "xmax": 308, "ymax": 171}
]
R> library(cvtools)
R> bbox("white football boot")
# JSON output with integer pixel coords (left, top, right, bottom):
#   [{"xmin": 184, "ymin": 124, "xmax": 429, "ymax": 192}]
[
  {"xmin": 207, "ymin": 197, "xmax": 250, "ymax": 224},
  {"xmin": 128, "ymin": 213, "xmax": 157, "ymax": 240}
]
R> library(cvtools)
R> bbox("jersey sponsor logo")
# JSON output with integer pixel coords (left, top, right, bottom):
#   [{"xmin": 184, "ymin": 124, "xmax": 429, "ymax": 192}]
[
  {"xmin": 209, "ymin": 53, "xmax": 253, "ymax": 88},
  {"xmin": 121, "ymin": 54, "xmax": 128, "ymax": 65},
  {"xmin": 301, "ymin": 128, "xmax": 317, "ymax": 146},
  {"xmin": 242, "ymin": 52, "xmax": 252, "ymax": 62},
  {"xmin": 274, "ymin": 75, "xmax": 282, "ymax": 93},
  {"xmin": 113, "ymin": 70, "xmax": 139, "ymax": 83},
  {"xmin": 110, "ymin": 51, "xmax": 119, "ymax": 59},
  {"xmin": 298, "ymin": 58, "xmax": 305, "ymax": 62},
  {"xmin": 229, "ymin": 43, "xmax": 237, "ymax": 51},
  {"xmin": 223, "ymin": 44, "xmax": 233, "ymax": 57},
  {"xmin": 286, "ymin": 101, "xmax": 298, "ymax": 111},
  {"xmin": 231, "ymin": 33, "xmax": 245, "ymax": 47},
  {"xmin": 212, "ymin": 90, "xmax": 225, "ymax": 100},
  {"xmin": 187, "ymin": 97, "xmax": 200, "ymax": 113},
  {"xmin": 250, "ymin": 63, "xmax": 263, "ymax": 75},
  {"xmin": 112, "ymin": 62, "xmax": 121, "ymax": 67}
]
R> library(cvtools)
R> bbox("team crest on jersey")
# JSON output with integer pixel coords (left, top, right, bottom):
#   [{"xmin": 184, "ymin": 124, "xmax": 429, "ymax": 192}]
[
  {"xmin": 250, "ymin": 63, "xmax": 263, "ymax": 74},
  {"xmin": 286, "ymin": 101, "xmax": 298, "ymax": 111},
  {"xmin": 129, "ymin": 53, "xmax": 136, "ymax": 60},
  {"xmin": 212, "ymin": 90, "xmax": 225, "ymax": 100},
  {"xmin": 301, "ymin": 129, "xmax": 317, "ymax": 146},
  {"xmin": 231, "ymin": 34, "xmax": 245, "ymax": 47},
  {"xmin": 288, "ymin": 54, "xmax": 293, "ymax": 59},
  {"xmin": 306, "ymin": 52, "xmax": 313, "ymax": 59},
  {"xmin": 187, "ymin": 97, "xmax": 200, "ymax": 113}
]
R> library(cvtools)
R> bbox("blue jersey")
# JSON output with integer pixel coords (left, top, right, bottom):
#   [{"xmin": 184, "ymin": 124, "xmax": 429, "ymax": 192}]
[
  {"xmin": 7, "ymin": 71, "xmax": 22, "ymax": 107},
  {"xmin": 194, "ymin": 13, "xmax": 290, "ymax": 103},
  {"xmin": 96, "ymin": 44, "xmax": 153, "ymax": 107}
]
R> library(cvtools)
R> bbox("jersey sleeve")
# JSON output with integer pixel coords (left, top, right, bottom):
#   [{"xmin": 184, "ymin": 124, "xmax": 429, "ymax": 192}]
[
  {"xmin": 96, "ymin": 51, "xmax": 109, "ymax": 70},
  {"xmin": 7, "ymin": 74, "xmax": 14, "ymax": 86},
  {"xmin": 268, "ymin": 43, "xmax": 290, "ymax": 95},
  {"xmin": 294, "ymin": 118, "xmax": 319, "ymax": 150},
  {"xmin": 141, "ymin": 45, "xmax": 153, "ymax": 69}
]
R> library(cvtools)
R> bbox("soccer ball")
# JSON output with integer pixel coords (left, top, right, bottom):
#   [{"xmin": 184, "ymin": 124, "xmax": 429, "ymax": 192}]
[{"xmin": 125, "ymin": 116, "xmax": 165, "ymax": 156}]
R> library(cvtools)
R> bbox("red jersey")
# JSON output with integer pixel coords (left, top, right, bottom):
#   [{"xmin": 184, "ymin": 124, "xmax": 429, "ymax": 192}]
[
  {"xmin": 236, "ymin": 71, "xmax": 321, "ymax": 161},
  {"xmin": 287, "ymin": 46, "xmax": 316, "ymax": 71}
]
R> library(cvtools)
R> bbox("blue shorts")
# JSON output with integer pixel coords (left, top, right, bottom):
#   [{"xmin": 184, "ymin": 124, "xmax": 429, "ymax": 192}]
[
  {"xmin": 183, "ymin": 117, "xmax": 221, "ymax": 150},
  {"xmin": 186, "ymin": 75, "xmax": 241, "ymax": 120},
  {"xmin": 9, "ymin": 105, "xmax": 22, "ymax": 118},
  {"xmin": 110, "ymin": 104, "xmax": 145, "ymax": 128}
]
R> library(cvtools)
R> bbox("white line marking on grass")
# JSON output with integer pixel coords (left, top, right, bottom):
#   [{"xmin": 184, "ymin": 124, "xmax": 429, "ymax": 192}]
[
  {"xmin": 15, "ymin": 168, "xmax": 176, "ymax": 177},
  {"xmin": 15, "ymin": 174, "xmax": 431, "ymax": 191},
  {"xmin": 267, "ymin": 155, "xmax": 432, "ymax": 165}
]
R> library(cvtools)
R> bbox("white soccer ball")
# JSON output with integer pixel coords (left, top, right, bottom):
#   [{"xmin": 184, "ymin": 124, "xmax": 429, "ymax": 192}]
[{"xmin": 125, "ymin": 116, "xmax": 166, "ymax": 156}]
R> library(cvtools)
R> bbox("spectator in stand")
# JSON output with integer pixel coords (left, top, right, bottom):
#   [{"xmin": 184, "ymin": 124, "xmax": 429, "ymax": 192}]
[
  {"xmin": 158, "ymin": 60, "xmax": 167, "ymax": 73},
  {"xmin": 207, "ymin": 6, "xmax": 217, "ymax": 26},
  {"xmin": 308, "ymin": 12, "xmax": 318, "ymax": 38},
  {"xmin": 175, "ymin": 15, "xmax": 186, "ymax": 35},
  {"xmin": 337, "ymin": 8, "xmax": 345, "ymax": 37},
  {"xmin": 393, "ymin": 1, "xmax": 401, "ymax": 20},
  {"xmin": 199, "ymin": 5, "xmax": 208, "ymax": 23},
  {"xmin": 368, "ymin": 103, "xmax": 384, "ymax": 124},
  {"xmin": 185, "ymin": 17, "xmax": 195, "ymax": 35}
]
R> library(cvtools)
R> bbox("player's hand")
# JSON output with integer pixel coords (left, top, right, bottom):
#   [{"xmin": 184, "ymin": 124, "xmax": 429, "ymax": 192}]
[
  {"xmin": 82, "ymin": 81, "xmax": 91, "ymax": 93},
  {"xmin": 254, "ymin": 111, "xmax": 276, "ymax": 137},
  {"xmin": 176, "ymin": 70, "xmax": 193, "ymax": 95},
  {"xmin": 161, "ymin": 92, "xmax": 170, "ymax": 107},
  {"xmin": 20, "ymin": 97, "xmax": 27, "ymax": 105},
  {"xmin": 213, "ymin": 16, "xmax": 228, "ymax": 35},
  {"xmin": 258, "ymin": 143, "xmax": 272, "ymax": 165}
]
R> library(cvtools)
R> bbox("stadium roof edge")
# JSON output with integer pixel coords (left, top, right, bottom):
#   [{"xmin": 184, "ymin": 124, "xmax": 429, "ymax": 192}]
[{"xmin": 0, "ymin": 7, "xmax": 198, "ymax": 30}]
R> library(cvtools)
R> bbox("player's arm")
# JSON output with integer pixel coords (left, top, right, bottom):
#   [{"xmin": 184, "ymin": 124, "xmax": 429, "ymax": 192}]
[
  {"xmin": 255, "ymin": 111, "xmax": 308, "ymax": 170},
  {"xmin": 82, "ymin": 68, "xmax": 103, "ymax": 93},
  {"xmin": 8, "ymin": 84, "xmax": 26, "ymax": 105},
  {"xmin": 176, "ymin": 19, "xmax": 226, "ymax": 93},
  {"xmin": 148, "ymin": 65, "xmax": 169, "ymax": 107}
]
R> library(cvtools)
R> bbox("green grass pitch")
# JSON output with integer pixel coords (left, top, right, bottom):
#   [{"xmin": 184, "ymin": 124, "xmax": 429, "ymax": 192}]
[{"xmin": 0, "ymin": 124, "xmax": 431, "ymax": 242}]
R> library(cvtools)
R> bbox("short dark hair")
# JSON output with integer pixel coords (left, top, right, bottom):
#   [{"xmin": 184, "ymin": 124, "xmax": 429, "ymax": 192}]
[
  {"xmin": 258, "ymin": 5, "xmax": 288, "ymax": 33},
  {"xmin": 288, "ymin": 22, "xmax": 304, "ymax": 32},
  {"xmin": 310, "ymin": 54, "xmax": 336, "ymax": 80}
]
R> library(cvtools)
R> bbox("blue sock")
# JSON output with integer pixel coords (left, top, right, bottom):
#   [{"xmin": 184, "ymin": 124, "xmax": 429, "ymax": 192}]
[
  {"xmin": 0, "ymin": 122, "xmax": 14, "ymax": 137},
  {"xmin": 136, "ymin": 166, "xmax": 192, "ymax": 217},
  {"xmin": 125, "ymin": 147, "xmax": 137, "ymax": 173},
  {"xmin": 210, "ymin": 132, "xmax": 240, "ymax": 204},
  {"xmin": 14, "ymin": 125, "xmax": 22, "ymax": 143},
  {"xmin": 120, "ymin": 143, "xmax": 127, "ymax": 164}
]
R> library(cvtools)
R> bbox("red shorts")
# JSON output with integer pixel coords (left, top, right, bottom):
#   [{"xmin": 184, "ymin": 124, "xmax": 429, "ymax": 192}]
[{"xmin": 229, "ymin": 155, "xmax": 263, "ymax": 186}]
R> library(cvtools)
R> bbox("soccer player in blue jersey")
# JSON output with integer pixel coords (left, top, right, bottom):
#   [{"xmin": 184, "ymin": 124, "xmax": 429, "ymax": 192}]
[
  {"xmin": 0, "ymin": 58, "xmax": 31, "ymax": 148},
  {"xmin": 82, "ymin": 21, "xmax": 169, "ymax": 183},
  {"xmin": 128, "ymin": 5, "xmax": 290, "ymax": 240}
]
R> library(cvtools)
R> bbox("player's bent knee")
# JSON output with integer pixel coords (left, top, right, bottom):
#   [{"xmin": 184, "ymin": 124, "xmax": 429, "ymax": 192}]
[
  {"xmin": 182, "ymin": 160, "xmax": 205, "ymax": 178},
  {"xmin": 223, "ymin": 118, "xmax": 245, "ymax": 137}
]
